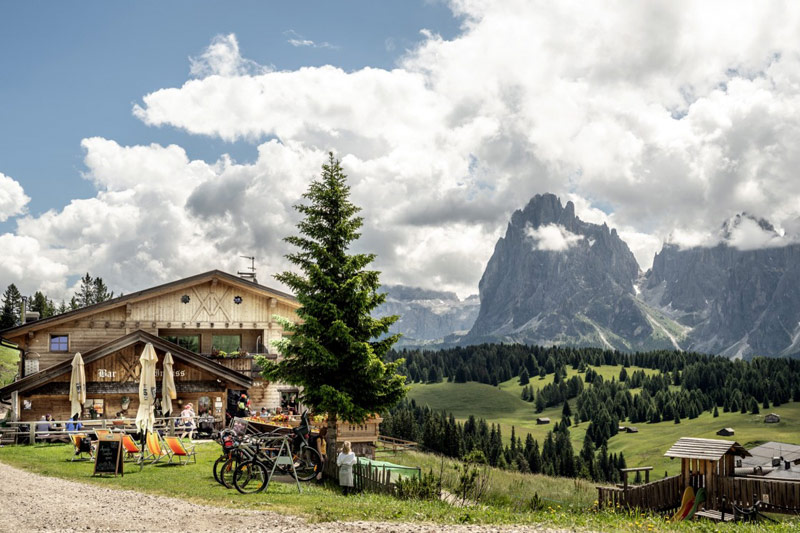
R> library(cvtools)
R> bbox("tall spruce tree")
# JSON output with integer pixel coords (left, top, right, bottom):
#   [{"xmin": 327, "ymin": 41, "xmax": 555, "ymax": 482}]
[
  {"xmin": 0, "ymin": 284, "xmax": 22, "ymax": 329},
  {"xmin": 259, "ymin": 153, "xmax": 406, "ymax": 461}
]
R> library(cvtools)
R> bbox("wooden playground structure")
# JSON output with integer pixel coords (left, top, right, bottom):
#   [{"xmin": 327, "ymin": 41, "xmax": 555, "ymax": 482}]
[{"xmin": 597, "ymin": 438, "xmax": 800, "ymax": 521}]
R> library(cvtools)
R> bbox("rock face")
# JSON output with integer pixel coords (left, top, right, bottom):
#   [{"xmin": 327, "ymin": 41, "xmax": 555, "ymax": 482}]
[
  {"xmin": 643, "ymin": 239, "xmax": 800, "ymax": 358},
  {"xmin": 375, "ymin": 285, "xmax": 480, "ymax": 346},
  {"xmin": 465, "ymin": 194, "xmax": 681, "ymax": 351}
]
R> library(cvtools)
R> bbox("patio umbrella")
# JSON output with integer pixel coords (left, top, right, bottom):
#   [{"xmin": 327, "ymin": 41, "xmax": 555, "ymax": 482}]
[
  {"xmin": 135, "ymin": 343, "xmax": 158, "ymax": 435},
  {"xmin": 161, "ymin": 351, "xmax": 177, "ymax": 417},
  {"xmin": 68, "ymin": 352, "xmax": 86, "ymax": 419}
]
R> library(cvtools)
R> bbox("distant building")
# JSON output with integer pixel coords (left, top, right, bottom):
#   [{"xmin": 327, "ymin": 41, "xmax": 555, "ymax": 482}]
[
  {"xmin": 765, "ymin": 413, "xmax": 781, "ymax": 424},
  {"xmin": 717, "ymin": 428, "xmax": 735, "ymax": 436},
  {"xmin": 536, "ymin": 417, "xmax": 550, "ymax": 425},
  {"xmin": 626, "ymin": 426, "xmax": 639, "ymax": 434},
  {"xmin": 739, "ymin": 441, "xmax": 800, "ymax": 480}
]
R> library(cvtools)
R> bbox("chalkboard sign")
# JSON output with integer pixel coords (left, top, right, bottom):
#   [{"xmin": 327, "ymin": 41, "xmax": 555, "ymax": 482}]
[{"xmin": 93, "ymin": 434, "xmax": 123, "ymax": 477}]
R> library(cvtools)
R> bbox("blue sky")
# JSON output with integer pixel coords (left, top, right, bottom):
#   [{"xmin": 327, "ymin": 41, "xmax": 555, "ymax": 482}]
[
  {"xmin": 0, "ymin": 1, "xmax": 460, "ymax": 219},
  {"xmin": 1, "ymin": 1, "xmax": 800, "ymax": 299}
]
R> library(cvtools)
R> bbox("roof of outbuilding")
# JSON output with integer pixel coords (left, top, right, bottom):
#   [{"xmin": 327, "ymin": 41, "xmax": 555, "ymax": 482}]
[
  {"xmin": 741, "ymin": 441, "xmax": 800, "ymax": 467},
  {"xmin": 664, "ymin": 437, "xmax": 751, "ymax": 461}
]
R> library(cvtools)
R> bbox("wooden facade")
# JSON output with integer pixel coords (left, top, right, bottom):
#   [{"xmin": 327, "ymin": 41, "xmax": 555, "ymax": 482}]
[{"xmin": 0, "ymin": 271, "xmax": 300, "ymax": 422}]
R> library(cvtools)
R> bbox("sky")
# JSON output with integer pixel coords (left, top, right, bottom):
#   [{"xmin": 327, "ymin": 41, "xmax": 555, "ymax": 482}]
[{"xmin": 2, "ymin": 0, "xmax": 800, "ymax": 301}]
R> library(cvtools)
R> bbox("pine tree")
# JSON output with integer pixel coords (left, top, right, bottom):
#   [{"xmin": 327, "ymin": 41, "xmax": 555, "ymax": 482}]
[
  {"xmin": 92, "ymin": 277, "xmax": 113, "ymax": 303},
  {"xmin": 259, "ymin": 153, "xmax": 406, "ymax": 461},
  {"xmin": 0, "ymin": 284, "xmax": 22, "ymax": 329},
  {"xmin": 519, "ymin": 367, "xmax": 530, "ymax": 385},
  {"xmin": 713, "ymin": 405, "xmax": 719, "ymax": 418},
  {"xmin": 28, "ymin": 291, "xmax": 55, "ymax": 319},
  {"xmin": 76, "ymin": 273, "xmax": 94, "ymax": 307}
]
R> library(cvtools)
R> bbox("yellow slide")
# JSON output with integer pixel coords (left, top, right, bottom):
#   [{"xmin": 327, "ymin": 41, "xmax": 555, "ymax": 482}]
[{"xmin": 671, "ymin": 486, "xmax": 695, "ymax": 522}]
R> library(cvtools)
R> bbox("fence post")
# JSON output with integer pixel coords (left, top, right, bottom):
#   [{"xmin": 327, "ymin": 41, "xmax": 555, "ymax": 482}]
[{"xmin": 29, "ymin": 423, "xmax": 36, "ymax": 445}]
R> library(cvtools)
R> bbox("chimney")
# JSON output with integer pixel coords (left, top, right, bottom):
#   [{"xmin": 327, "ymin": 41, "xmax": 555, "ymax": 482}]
[
  {"xmin": 786, "ymin": 460, "xmax": 791, "ymax": 471},
  {"xmin": 772, "ymin": 457, "xmax": 781, "ymax": 467},
  {"xmin": 24, "ymin": 311, "xmax": 40, "ymax": 323}
]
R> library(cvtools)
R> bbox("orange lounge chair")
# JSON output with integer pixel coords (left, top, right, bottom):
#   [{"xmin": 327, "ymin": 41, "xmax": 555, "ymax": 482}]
[
  {"xmin": 121, "ymin": 434, "xmax": 141, "ymax": 461},
  {"xmin": 164, "ymin": 436, "xmax": 197, "ymax": 465},
  {"xmin": 143, "ymin": 432, "xmax": 172, "ymax": 465},
  {"xmin": 95, "ymin": 429, "xmax": 112, "ymax": 439},
  {"xmin": 69, "ymin": 433, "xmax": 94, "ymax": 461}
]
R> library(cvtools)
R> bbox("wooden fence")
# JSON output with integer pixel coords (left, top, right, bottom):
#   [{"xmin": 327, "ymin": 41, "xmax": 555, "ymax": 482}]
[
  {"xmin": 717, "ymin": 476, "xmax": 800, "ymax": 514},
  {"xmin": 376, "ymin": 435, "xmax": 418, "ymax": 455},
  {"xmin": 597, "ymin": 474, "xmax": 682, "ymax": 511},
  {"xmin": 352, "ymin": 460, "xmax": 422, "ymax": 495}
]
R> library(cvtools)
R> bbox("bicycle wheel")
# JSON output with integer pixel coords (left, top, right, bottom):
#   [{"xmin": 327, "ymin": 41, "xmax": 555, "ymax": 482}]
[
  {"xmin": 233, "ymin": 460, "xmax": 269, "ymax": 494},
  {"xmin": 213, "ymin": 455, "xmax": 229, "ymax": 486},
  {"xmin": 220, "ymin": 457, "xmax": 239, "ymax": 489},
  {"xmin": 293, "ymin": 447, "xmax": 323, "ymax": 482}
]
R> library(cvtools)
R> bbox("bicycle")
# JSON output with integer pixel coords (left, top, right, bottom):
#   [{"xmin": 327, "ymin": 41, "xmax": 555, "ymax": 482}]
[{"xmin": 232, "ymin": 412, "xmax": 323, "ymax": 494}]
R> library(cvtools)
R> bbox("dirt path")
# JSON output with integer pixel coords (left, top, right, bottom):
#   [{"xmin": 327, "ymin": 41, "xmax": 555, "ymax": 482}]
[{"xmin": 0, "ymin": 462, "xmax": 581, "ymax": 533}]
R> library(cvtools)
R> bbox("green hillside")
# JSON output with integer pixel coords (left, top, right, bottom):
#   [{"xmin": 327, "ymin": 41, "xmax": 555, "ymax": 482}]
[
  {"xmin": 0, "ymin": 344, "xmax": 18, "ymax": 386},
  {"xmin": 407, "ymin": 366, "xmax": 800, "ymax": 479}
]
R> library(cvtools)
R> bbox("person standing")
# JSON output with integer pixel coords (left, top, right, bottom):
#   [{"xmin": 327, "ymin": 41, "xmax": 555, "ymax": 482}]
[
  {"xmin": 180, "ymin": 403, "xmax": 195, "ymax": 440},
  {"xmin": 336, "ymin": 440, "xmax": 357, "ymax": 495}
]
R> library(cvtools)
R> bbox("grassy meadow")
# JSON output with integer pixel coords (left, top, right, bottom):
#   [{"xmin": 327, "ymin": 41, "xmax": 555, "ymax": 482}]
[
  {"xmin": 407, "ymin": 366, "xmax": 800, "ymax": 478},
  {"xmin": 0, "ymin": 344, "xmax": 18, "ymax": 387},
  {"xmin": 2, "ymin": 441, "xmax": 799, "ymax": 531}
]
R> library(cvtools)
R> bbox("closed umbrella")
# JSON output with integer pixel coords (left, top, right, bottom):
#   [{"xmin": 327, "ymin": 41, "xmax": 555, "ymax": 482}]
[
  {"xmin": 161, "ymin": 351, "xmax": 177, "ymax": 417},
  {"xmin": 68, "ymin": 352, "xmax": 86, "ymax": 419},
  {"xmin": 135, "ymin": 343, "xmax": 158, "ymax": 435}
]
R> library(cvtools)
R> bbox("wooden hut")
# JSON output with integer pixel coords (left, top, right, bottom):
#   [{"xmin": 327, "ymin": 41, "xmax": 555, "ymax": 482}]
[
  {"xmin": 536, "ymin": 417, "xmax": 550, "ymax": 425},
  {"xmin": 716, "ymin": 427, "xmax": 734, "ymax": 436},
  {"xmin": 664, "ymin": 437, "xmax": 751, "ymax": 506},
  {"xmin": 765, "ymin": 413, "xmax": 781, "ymax": 423},
  {"xmin": 626, "ymin": 426, "xmax": 638, "ymax": 433}
]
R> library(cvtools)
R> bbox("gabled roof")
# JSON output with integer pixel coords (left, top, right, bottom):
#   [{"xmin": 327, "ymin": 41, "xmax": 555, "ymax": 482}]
[
  {"xmin": 0, "ymin": 329, "xmax": 252, "ymax": 399},
  {"xmin": 664, "ymin": 437, "xmax": 751, "ymax": 461},
  {"xmin": 742, "ymin": 441, "xmax": 800, "ymax": 467},
  {"xmin": 0, "ymin": 270, "xmax": 297, "ymax": 338}
]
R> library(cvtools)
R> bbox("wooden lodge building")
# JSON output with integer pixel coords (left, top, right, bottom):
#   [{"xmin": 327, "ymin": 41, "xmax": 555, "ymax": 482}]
[{"xmin": 0, "ymin": 270, "xmax": 301, "ymax": 424}]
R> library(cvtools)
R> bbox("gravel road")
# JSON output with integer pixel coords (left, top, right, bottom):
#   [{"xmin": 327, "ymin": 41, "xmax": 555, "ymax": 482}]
[{"xmin": 0, "ymin": 462, "xmax": 583, "ymax": 533}]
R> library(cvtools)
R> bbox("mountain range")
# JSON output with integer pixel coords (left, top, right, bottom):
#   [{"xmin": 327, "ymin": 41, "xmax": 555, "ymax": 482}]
[{"xmin": 382, "ymin": 193, "xmax": 800, "ymax": 359}]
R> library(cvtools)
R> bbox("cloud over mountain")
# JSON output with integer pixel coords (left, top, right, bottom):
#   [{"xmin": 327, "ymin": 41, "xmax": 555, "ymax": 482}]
[{"xmin": 6, "ymin": 1, "xmax": 800, "ymax": 300}]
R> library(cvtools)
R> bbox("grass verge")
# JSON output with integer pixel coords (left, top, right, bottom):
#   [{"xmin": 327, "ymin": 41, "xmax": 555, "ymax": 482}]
[{"xmin": 1, "ymin": 442, "xmax": 799, "ymax": 531}]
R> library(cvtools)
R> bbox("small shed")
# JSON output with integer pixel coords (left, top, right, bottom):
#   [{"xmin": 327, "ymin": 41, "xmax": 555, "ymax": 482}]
[
  {"xmin": 626, "ymin": 426, "xmax": 639, "ymax": 434},
  {"xmin": 664, "ymin": 437, "xmax": 751, "ymax": 505},
  {"xmin": 536, "ymin": 417, "xmax": 550, "ymax": 425},
  {"xmin": 765, "ymin": 413, "xmax": 781, "ymax": 424},
  {"xmin": 716, "ymin": 427, "xmax": 735, "ymax": 436}
]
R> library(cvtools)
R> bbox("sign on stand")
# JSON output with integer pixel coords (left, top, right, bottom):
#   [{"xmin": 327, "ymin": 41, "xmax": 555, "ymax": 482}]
[{"xmin": 93, "ymin": 434, "xmax": 123, "ymax": 477}]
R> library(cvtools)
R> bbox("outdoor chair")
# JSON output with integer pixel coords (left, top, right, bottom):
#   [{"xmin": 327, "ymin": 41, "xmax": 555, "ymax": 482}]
[
  {"xmin": 95, "ymin": 429, "xmax": 112, "ymax": 440},
  {"xmin": 121, "ymin": 434, "xmax": 141, "ymax": 461},
  {"xmin": 69, "ymin": 433, "xmax": 94, "ymax": 461},
  {"xmin": 164, "ymin": 436, "xmax": 197, "ymax": 465},
  {"xmin": 143, "ymin": 431, "xmax": 172, "ymax": 465}
]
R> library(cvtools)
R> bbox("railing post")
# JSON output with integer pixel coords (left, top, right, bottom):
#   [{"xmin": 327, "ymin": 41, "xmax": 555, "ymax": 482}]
[{"xmin": 29, "ymin": 423, "xmax": 36, "ymax": 445}]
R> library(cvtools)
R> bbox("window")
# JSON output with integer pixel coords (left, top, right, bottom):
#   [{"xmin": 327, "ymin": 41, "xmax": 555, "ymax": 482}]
[
  {"xmin": 85, "ymin": 399, "xmax": 104, "ymax": 419},
  {"xmin": 212, "ymin": 335, "xmax": 241, "ymax": 354},
  {"xmin": 198, "ymin": 396, "xmax": 211, "ymax": 416},
  {"xmin": 50, "ymin": 335, "xmax": 68, "ymax": 352},
  {"xmin": 161, "ymin": 335, "xmax": 200, "ymax": 352}
]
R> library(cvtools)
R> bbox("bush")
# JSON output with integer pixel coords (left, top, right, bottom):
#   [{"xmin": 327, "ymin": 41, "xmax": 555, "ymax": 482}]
[{"xmin": 395, "ymin": 469, "xmax": 441, "ymax": 500}]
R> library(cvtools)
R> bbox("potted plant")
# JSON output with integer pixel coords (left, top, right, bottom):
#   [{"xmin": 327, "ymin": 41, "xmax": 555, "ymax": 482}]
[{"xmin": 120, "ymin": 395, "xmax": 131, "ymax": 410}]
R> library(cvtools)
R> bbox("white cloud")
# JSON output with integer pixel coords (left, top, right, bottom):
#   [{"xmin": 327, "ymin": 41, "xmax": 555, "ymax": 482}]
[
  {"xmin": 285, "ymin": 31, "xmax": 337, "ymax": 49},
  {"xmin": 525, "ymin": 224, "xmax": 584, "ymax": 252},
  {"xmin": 188, "ymin": 34, "xmax": 270, "ymax": 78},
  {"xmin": 11, "ymin": 2, "xmax": 800, "ymax": 298},
  {"xmin": 0, "ymin": 172, "xmax": 30, "ymax": 221}
]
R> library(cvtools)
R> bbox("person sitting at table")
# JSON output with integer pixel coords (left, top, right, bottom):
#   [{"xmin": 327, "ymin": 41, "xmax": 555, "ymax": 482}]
[
  {"xmin": 36, "ymin": 415, "xmax": 51, "ymax": 442},
  {"xmin": 66, "ymin": 414, "xmax": 83, "ymax": 432}
]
